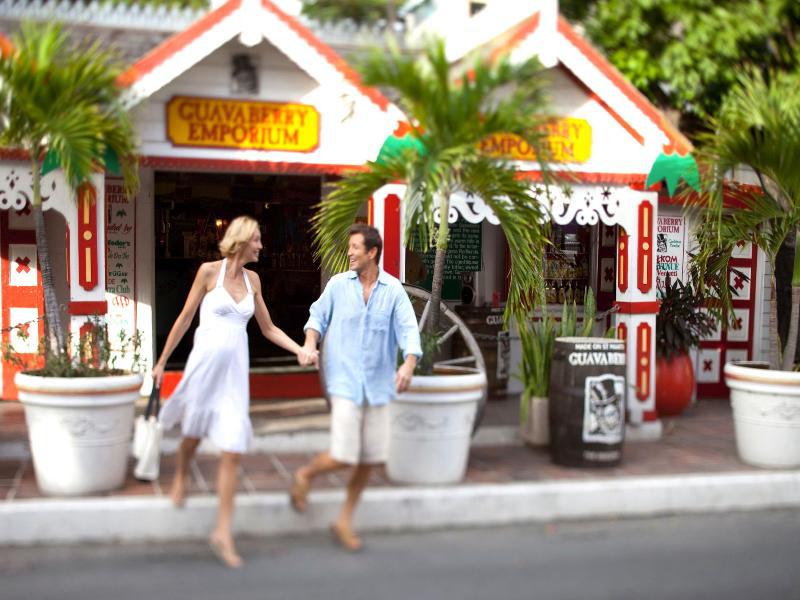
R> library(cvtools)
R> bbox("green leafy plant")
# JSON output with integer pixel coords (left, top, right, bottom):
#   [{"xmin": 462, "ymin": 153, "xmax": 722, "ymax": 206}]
[
  {"xmin": 517, "ymin": 287, "xmax": 609, "ymax": 423},
  {"xmin": 687, "ymin": 69, "xmax": 800, "ymax": 370},
  {"xmin": 0, "ymin": 22, "xmax": 138, "ymax": 355},
  {"xmin": 656, "ymin": 274, "xmax": 717, "ymax": 361},
  {"xmin": 4, "ymin": 317, "xmax": 144, "ymax": 377}
]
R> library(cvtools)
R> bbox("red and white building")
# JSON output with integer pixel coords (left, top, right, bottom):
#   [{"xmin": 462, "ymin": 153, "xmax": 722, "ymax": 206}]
[{"xmin": 0, "ymin": 0, "xmax": 769, "ymax": 439}]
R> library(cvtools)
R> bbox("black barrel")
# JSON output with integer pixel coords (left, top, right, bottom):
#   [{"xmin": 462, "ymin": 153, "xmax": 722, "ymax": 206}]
[{"xmin": 549, "ymin": 337, "xmax": 626, "ymax": 467}]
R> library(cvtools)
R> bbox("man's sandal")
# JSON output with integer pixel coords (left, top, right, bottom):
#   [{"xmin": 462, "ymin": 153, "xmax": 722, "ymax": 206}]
[
  {"xmin": 289, "ymin": 472, "xmax": 309, "ymax": 513},
  {"xmin": 208, "ymin": 535, "xmax": 243, "ymax": 569},
  {"xmin": 330, "ymin": 523, "xmax": 363, "ymax": 552}
]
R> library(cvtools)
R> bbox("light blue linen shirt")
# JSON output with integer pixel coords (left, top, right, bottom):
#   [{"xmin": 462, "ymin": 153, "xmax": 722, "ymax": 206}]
[{"xmin": 304, "ymin": 269, "xmax": 422, "ymax": 406}]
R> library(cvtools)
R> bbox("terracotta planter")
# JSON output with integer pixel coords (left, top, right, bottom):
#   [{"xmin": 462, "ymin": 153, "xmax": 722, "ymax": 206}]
[
  {"xmin": 724, "ymin": 362, "xmax": 800, "ymax": 469},
  {"xmin": 655, "ymin": 352, "xmax": 695, "ymax": 417},
  {"xmin": 387, "ymin": 366, "xmax": 486, "ymax": 485},
  {"xmin": 15, "ymin": 372, "xmax": 143, "ymax": 496}
]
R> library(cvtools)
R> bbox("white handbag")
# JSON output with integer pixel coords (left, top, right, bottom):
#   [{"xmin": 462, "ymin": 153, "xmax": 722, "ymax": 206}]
[{"xmin": 133, "ymin": 385, "xmax": 162, "ymax": 481}]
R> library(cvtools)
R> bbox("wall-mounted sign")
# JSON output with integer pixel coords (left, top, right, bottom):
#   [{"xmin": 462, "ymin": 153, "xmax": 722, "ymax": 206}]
[
  {"xmin": 479, "ymin": 117, "xmax": 592, "ymax": 163},
  {"xmin": 166, "ymin": 96, "xmax": 320, "ymax": 152},
  {"xmin": 105, "ymin": 177, "xmax": 137, "ymax": 370},
  {"xmin": 655, "ymin": 214, "xmax": 686, "ymax": 291}
]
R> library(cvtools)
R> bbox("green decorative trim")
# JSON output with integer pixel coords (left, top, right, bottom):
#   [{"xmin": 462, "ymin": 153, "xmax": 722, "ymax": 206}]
[{"xmin": 645, "ymin": 152, "xmax": 700, "ymax": 195}]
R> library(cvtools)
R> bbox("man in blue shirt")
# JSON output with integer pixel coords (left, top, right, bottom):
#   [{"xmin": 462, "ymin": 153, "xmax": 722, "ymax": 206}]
[{"xmin": 290, "ymin": 223, "xmax": 422, "ymax": 551}]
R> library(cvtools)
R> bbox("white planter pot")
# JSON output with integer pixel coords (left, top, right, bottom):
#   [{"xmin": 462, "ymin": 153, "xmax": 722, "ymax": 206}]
[
  {"xmin": 387, "ymin": 366, "xmax": 486, "ymax": 485},
  {"xmin": 15, "ymin": 372, "xmax": 144, "ymax": 496},
  {"xmin": 519, "ymin": 393, "xmax": 549, "ymax": 446},
  {"xmin": 724, "ymin": 362, "xmax": 800, "ymax": 469}
]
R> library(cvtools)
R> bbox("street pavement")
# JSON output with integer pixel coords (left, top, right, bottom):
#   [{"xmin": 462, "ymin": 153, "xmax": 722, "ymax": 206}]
[
  {"xmin": 1, "ymin": 510, "xmax": 799, "ymax": 600},
  {"xmin": 1, "ymin": 399, "xmax": 800, "ymax": 547}
]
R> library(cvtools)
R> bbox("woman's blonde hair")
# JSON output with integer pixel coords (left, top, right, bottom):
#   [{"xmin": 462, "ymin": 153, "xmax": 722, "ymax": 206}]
[{"xmin": 218, "ymin": 216, "xmax": 259, "ymax": 258}]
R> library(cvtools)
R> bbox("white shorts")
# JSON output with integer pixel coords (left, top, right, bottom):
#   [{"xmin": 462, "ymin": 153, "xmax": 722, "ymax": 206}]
[{"xmin": 329, "ymin": 396, "xmax": 389, "ymax": 465}]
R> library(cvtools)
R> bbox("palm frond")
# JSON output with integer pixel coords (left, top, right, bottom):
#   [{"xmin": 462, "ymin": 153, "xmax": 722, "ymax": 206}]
[{"xmin": 0, "ymin": 21, "xmax": 139, "ymax": 198}]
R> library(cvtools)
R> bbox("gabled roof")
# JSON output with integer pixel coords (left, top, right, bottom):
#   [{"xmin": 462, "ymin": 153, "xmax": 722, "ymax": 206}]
[
  {"xmin": 118, "ymin": 0, "xmax": 391, "ymax": 112},
  {"xmin": 461, "ymin": 7, "xmax": 692, "ymax": 156}
]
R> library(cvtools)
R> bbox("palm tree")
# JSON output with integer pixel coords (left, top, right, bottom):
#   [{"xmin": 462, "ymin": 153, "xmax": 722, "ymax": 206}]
[
  {"xmin": 312, "ymin": 39, "xmax": 552, "ymax": 341},
  {"xmin": 689, "ymin": 69, "xmax": 800, "ymax": 370},
  {"xmin": 0, "ymin": 22, "xmax": 139, "ymax": 354}
]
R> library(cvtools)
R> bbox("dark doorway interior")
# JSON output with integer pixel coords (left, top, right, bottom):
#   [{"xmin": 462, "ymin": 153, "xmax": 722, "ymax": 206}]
[{"xmin": 153, "ymin": 171, "xmax": 321, "ymax": 369}]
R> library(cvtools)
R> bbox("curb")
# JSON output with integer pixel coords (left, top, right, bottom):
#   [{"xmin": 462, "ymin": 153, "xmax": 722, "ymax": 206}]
[{"xmin": 2, "ymin": 471, "xmax": 799, "ymax": 546}]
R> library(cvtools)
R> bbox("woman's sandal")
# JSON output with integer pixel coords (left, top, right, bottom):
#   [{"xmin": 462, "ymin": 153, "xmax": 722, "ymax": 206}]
[
  {"xmin": 208, "ymin": 535, "xmax": 243, "ymax": 569},
  {"xmin": 289, "ymin": 472, "xmax": 309, "ymax": 513},
  {"xmin": 330, "ymin": 523, "xmax": 363, "ymax": 552},
  {"xmin": 168, "ymin": 473, "xmax": 189, "ymax": 508}
]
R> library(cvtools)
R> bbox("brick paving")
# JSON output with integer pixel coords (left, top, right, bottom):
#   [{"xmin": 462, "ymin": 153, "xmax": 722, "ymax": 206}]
[{"xmin": 0, "ymin": 398, "xmax": 747, "ymax": 501}]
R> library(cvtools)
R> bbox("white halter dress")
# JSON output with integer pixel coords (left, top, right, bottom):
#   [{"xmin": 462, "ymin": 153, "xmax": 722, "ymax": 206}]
[{"xmin": 160, "ymin": 258, "xmax": 254, "ymax": 453}]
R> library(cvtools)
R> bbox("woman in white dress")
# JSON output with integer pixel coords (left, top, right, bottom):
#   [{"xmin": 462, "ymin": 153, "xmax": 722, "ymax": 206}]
[{"xmin": 152, "ymin": 216, "xmax": 316, "ymax": 568}]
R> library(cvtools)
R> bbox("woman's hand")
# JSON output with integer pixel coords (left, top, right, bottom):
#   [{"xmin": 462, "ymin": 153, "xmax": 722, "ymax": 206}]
[{"xmin": 152, "ymin": 363, "xmax": 165, "ymax": 388}]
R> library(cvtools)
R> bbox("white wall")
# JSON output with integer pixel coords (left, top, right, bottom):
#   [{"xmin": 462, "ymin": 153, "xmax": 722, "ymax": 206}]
[{"xmin": 133, "ymin": 38, "xmax": 393, "ymax": 167}]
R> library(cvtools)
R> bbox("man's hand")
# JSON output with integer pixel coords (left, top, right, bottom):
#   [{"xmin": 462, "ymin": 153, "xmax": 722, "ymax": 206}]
[
  {"xmin": 297, "ymin": 344, "xmax": 319, "ymax": 369},
  {"xmin": 395, "ymin": 358, "xmax": 416, "ymax": 393}
]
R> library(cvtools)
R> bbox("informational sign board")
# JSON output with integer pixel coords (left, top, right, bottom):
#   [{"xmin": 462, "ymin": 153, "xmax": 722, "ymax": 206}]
[
  {"xmin": 105, "ymin": 177, "xmax": 137, "ymax": 370},
  {"xmin": 656, "ymin": 214, "xmax": 687, "ymax": 290},
  {"xmin": 166, "ymin": 96, "xmax": 320, "ymax": 152},
  {"xmin": 409, "ymin": 219, "xmax": 482, "ymax": 301},
  {"xmin": 420, "ymin": 219, "xmax": 482, "ymax": 278}
]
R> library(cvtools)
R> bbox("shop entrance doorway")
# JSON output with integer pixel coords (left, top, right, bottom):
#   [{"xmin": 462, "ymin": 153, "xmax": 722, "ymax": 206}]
[{"xmin": 153, "ymin": 171, "xmax": 321, "ymax": 369}]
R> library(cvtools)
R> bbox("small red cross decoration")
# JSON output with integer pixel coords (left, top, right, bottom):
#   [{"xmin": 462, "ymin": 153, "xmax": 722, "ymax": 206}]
[
  {"xmin": 604, "ymin": 266, "xmax": 614, "ymax": 282},
  {"xmin": 734, "ymin": 275, "xmax": 745, "ymax": 290},
  {"xmin": 736, "ymin": 240, "xmax": 746, "ymax": 248},
  {"xmin": 733, "ymin": 317, "xmax": 743, "ymax": 330},
  {"xmin": 16, "ymin": 322, "xmax": 30, "ymax": 338},
  {"xmin": 15, "ymin": 257, "xmax": 31, "ymax": 273},
  {"xmin": 703, "ymin": 360, "xmax": 713, "ymax": 372}
]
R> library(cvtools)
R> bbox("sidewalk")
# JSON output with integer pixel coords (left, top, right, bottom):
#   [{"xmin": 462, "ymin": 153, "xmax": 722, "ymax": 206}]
[{"xmin": 1, "ymin": 398, "xmax": 799, "ymax": 546}]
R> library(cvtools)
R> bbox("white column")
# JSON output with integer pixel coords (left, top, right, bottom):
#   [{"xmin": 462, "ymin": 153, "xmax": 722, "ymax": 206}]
[{"xmin": 614, "ymin": 189, "xmax": 661, "ymax": 440}]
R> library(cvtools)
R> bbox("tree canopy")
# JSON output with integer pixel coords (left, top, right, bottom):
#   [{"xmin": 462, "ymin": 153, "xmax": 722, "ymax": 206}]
[{"xmin": 579, "ymin": 0, "xmax": 800, "ymax": 130}]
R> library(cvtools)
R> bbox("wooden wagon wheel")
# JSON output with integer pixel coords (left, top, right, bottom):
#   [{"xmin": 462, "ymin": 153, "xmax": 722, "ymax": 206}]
[{"xmin": 402, "ymin": 283, "xmax": 488, "ymax": 436}]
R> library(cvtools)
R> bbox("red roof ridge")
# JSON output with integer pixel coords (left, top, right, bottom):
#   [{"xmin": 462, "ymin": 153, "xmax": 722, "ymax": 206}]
[
  {"xmin": 556, "ymin": 16, "xmax": 691, "ymax": 154},
  {"xmin": 260, "ymin": 0, "xmax": 389, "ymax": 111},
  {"xmin": 117, "ymin": 0, "xmax": 390, "ymax": 112},
  {"xmin": 489, "ymin": 11, "xmax": 540, "ymax": 63},
  {"xmin": 118, "ymin": 0, "xmax": 242, "ymax": 88}
]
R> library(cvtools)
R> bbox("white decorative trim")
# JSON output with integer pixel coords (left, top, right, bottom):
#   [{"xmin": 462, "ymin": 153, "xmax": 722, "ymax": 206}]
[
  {"xmin": 390, "ymin": 184, "xmax": 641, "ymax": 229},
  {"xmin": 439, "ymin": 191, "xmax": 500, "ymax": 225},
  {"xmin": 536, "ymin": 184, "xmax": 635, "ymax": 229},
  {"xmin": 0, "ymin": 164, "xmax": 65, "ymax": 213}
]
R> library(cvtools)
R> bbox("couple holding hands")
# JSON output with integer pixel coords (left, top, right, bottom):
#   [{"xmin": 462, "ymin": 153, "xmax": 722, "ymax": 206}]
[{"xmin": 153, "ymin": 217, "xmax": 421, "ymax": 568}]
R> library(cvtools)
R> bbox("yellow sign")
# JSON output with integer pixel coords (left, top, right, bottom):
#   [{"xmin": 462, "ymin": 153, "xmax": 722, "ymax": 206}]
[
  {"xmin": 479, "ymin": 118, "xmax": 592, "ymax": 163},
  {"xmin": 166, "ymin": 96, "xmax": 320, "ymax": 152}
]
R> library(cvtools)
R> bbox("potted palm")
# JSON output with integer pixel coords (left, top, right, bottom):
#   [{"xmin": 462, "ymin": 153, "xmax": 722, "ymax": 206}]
[
  {"xmin": 654, "ymin": 274, "xmax": 716, "ymax": 417},
  {"xmin": 689, "ymin": 69, "xmax": 800, "ymax": 468},
  {"xmin": 0, "ymin": 23, "xmax": 140, "ymax": 495},
  {"xmin": 312, "ymin": 39, "xmax": 552, "ymax": 484},
  {"xmin": 517, "ymin": 287, "xmax": 600, "ymax": 446}
]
